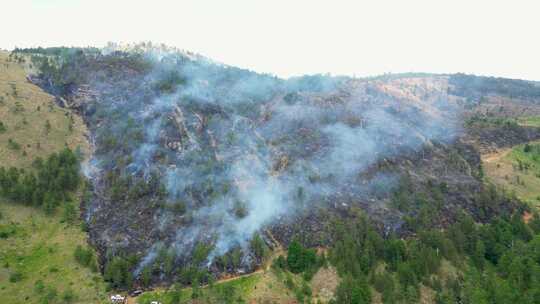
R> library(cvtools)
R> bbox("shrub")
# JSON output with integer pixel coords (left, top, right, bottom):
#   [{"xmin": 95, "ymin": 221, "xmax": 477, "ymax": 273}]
[
  {"xmin": 233, "ymin": 200, "xmax": 248, "ymax": 218},
  {"xmin": 34, "ymin": 280, "xmax": 45, "ymax": 293},
  {"xmin": 170, "ymin": 201, "xmax": 186, "ymax": 215},
  {"xmin": 0, "ymin": 223, "xmax": 17, "ymax": 239},
  {"xmin": 74, "ymin": 245, "xmax": 93, "ymax": 267},
  {"xmin": 61, "ymin": 203, "xmax": 77, "ymax": 224},
  {"xmin": 44, "ymin": 287, "xmax": 58, "ymax": 303},
  {"xmin": 44, "ymin": 120, "xmax": 51, "ymax": 134},
  {"xmin": 9, "ymin": 271, "xmax": 23, "ymax": 283},
  {"xmin": 7, "ymin": 138, "xmax": 21, "ymax": 150},
  {"xmin": 61, "ymin": 289, "xmax": 76, "ymax": 303}
]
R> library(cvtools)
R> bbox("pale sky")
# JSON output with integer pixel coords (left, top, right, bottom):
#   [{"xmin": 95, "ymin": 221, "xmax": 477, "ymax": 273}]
[{"xmin": 1, "ymin": 0, "xmax": 539, "ymax": 80}]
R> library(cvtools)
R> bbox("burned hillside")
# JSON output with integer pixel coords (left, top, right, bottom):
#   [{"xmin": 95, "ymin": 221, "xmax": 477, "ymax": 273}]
[{"xmin": 18, "ymin": 46, "xmax": 540, "ymax": 287}]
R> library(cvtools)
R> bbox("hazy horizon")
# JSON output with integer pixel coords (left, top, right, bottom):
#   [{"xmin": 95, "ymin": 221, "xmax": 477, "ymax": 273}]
[{"xmin": 2, "ymin": 0, "xmax": 539, "ymax": 81}]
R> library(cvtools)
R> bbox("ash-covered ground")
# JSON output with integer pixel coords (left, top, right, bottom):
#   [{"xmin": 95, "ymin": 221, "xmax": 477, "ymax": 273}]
[{"xmin": 25, "ymin": 45, "xmax": 540, "ymax": 286}]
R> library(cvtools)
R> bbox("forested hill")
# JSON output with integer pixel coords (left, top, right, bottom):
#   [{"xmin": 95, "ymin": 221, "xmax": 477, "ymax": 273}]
[{"xmin": 2, "ymin": 46, "xmax": 540, "ymax": 304}]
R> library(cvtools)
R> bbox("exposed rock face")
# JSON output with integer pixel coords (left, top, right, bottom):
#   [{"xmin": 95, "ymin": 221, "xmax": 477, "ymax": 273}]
[{"xmin": 32, "ymin": 49, "xmax": 540, "ymax": 285}]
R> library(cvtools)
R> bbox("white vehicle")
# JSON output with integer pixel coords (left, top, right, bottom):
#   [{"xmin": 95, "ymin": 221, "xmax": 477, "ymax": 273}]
[{"xmin": 110, "ymin": 294, "xmax": 126, "ymax": 304}]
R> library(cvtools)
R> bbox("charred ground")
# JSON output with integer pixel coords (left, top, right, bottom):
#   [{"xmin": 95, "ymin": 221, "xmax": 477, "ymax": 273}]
[{"xmin": 15, "ymin": 46, "xmax": 540, "ymax": 290}]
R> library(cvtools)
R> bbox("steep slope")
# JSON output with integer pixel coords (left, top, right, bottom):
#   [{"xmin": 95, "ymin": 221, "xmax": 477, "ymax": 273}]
[
  {"xmin": 17, "ymin": 46, "xmax": 536, "ymax": 292},
  {"xmin": 1, "ymin": 46, "xmax": 539, "ymax": 304},
  {"xmin": 0, "ymin": 51, "xmax": 88, "ymax": 166},
  {"xmin": 0, "ymin": 51, "xmax": 106, "ymax": 304}
]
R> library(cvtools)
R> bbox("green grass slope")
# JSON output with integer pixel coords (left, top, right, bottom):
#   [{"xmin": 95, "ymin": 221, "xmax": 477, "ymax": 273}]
[
  {"xmin": 483, "ymin": 140, "xmax": 540, "ymax": 209},
  {"xmin": 0, "ymin": 51, "xmax": 105, "ymax": 304},
  {"xmin": 0, "ymin": 203, "xmax": 107, "ymax": 304}
]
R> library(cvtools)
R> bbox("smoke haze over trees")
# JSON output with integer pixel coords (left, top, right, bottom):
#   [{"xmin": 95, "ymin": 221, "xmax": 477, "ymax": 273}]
[{"xmin": 18, "ymin": 44, "xmax": 539, "ymax": 291}]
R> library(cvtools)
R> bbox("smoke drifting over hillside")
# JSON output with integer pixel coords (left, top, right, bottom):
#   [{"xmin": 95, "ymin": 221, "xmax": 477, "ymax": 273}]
[{"xmin": 68, "ymin": 47, "xmax": 460, "ymax": 274}]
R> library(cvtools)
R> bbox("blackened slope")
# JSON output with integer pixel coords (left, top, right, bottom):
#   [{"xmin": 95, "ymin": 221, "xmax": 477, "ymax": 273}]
[
  {"xmin": 449, "ymin": 73, "xmax": 540, "ymax": 101},
  {"xmin": 23, "ymin": 47, "xmax": 528, "ymax": 288}
]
